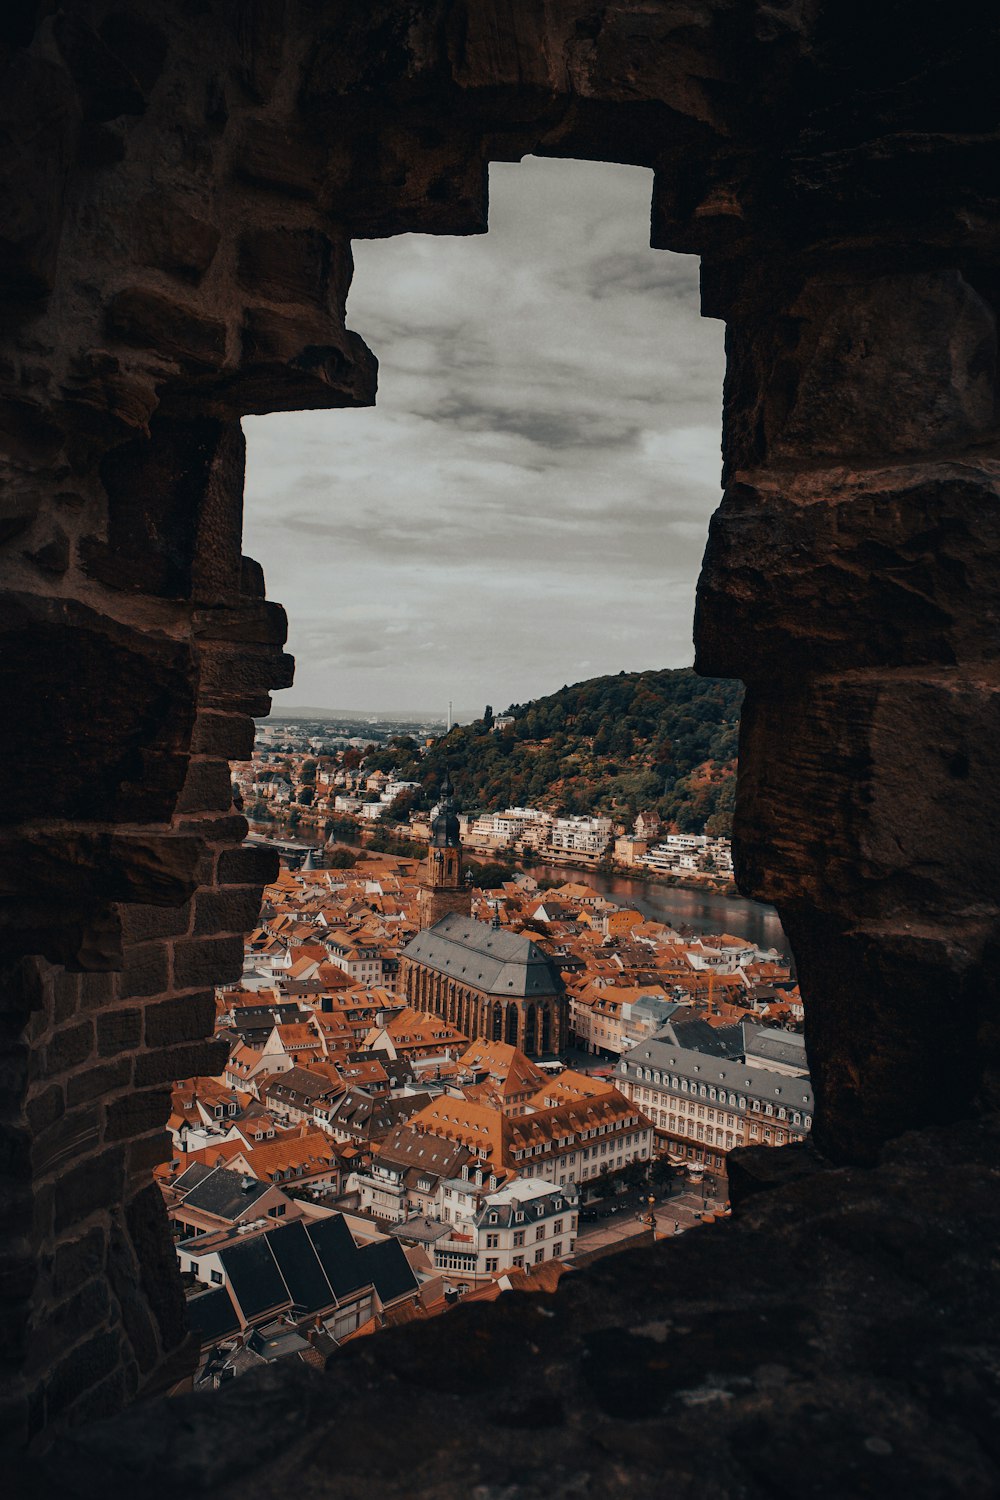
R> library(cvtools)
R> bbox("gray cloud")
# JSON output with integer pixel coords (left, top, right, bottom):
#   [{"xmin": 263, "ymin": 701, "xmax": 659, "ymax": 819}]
[{"xmin": 242, "ymin": 158, "xmax": 725, "ymax": 714}]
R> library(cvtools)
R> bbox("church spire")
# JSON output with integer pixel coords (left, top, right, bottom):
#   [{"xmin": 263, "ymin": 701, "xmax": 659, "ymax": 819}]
[{"xmin": 418, "ymin": 772, "xmax": 468, "ymax": 929}]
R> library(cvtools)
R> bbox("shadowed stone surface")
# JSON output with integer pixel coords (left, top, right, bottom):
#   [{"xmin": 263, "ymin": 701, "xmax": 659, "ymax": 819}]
[
  {"xmin": 1, "ymin": 0, "xmax": 999, "ymax": 1452},
  {"xmin": 20, "ymin": 1119, "xmax": 1000, "ymax": 1499}
]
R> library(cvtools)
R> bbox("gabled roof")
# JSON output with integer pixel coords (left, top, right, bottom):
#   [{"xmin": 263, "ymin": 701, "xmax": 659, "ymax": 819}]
[
  {"xmin": 401, "ymin": 913, "xmax": 562, "ymax": 998},
  {"xmin": 220, "ymin": 1236, "xmax": 289, "ymax": 1322},
  {"xmin": 305, "ymin": 1214, "xmax": 367, "ymax": 1300},
  {"xmin": 359, "ymin": 1237, "xmax": 419, "ymax": 1305},
  {"xmin": 375, "ymin": 1123, "xmax": 472, "ymax": 1179},
  {"xmin": 180, "ymin": 1165, "xmax": 271, "ymax": 1220},
  {"xmin": 186, "ymin": 1285, "xmax": 241, "ymax": 1344},
  {"xmin": 266, "ymin": 1220, "xmax": 337, "ymax": 1314}
]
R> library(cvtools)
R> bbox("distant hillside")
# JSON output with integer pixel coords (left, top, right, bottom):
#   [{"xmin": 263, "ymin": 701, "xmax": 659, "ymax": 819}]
[{"xmin": 364, "ymin": 668, "xmax": 742, "ymax": 836}]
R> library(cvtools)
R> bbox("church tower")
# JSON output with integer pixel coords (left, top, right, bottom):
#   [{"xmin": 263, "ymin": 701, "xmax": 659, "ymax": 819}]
[{"xmin": 417, "ymin": 773, "xmax": 470, "ymax": 930}]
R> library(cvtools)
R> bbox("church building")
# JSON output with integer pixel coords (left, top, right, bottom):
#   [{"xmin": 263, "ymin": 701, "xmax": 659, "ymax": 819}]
[
  {"xmin": 400, "ymin": 913, "xmax": 567, "ymax": 1058},
  {"xmin": 404, "ymin": 775, "xmax": 567, "ymax": 1056}
]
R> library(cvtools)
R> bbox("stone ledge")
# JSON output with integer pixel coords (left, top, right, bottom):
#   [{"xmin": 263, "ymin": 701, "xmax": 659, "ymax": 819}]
[{"xmin": 19, "ymin": 1115, "xmax": 1000, "ymax": 1497}]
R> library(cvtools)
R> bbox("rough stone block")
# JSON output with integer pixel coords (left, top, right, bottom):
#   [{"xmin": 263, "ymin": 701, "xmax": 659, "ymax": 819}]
[
  {"xmin": 33, "ymin": 1277, "xmax": 112, "ymax": 1372},
  {"xmin": 0, "ymin": 595, "xmax": 196, "ymax": 826},
  {"xmin": 696, "ymin": 465, "xmax": 1000, "ymax": 681},
  {"xmin": 85, "ymin": 414, "xmax": 236, "ymax": 600},
  {"xmin": 192, "ymin": 886, "xmax": 265, "ymax": 937},
  {"xmin": 192, "ymin": 600, "xmax": 288, "ymax": 646},
  {"xmin": 126, "ymin": 1180, "xmax": 188, "ymax": 1351},
  {"xmin": 106, "ymin": 287, "xmax": 227, "ymax": 371},
  {"xmin": 126, "ymin": 1130, "xmax": 173, "ymax": 1178},
  {"xmin": 52, "ymin": 1226, "xmax": 106, "ymax": 1299},
  {"xmin": 104, "ymin": 1087, "xmax": 171, "ymax": 1142},
  {"xmin": 134, "ymin": 193, "xmax": 220, "ymax": 282},
  {"xmin": 189, "ymin": 709, "xmax": 255, "ymax": 759},
  {"xmin": 95, "ymin": 1008, "xmax": 142, "ymax": 1057},
  {"xmin": 230, "ymin": 308, "xmax": 376, "ymax": 416},
  {"xmin": 735, "ymin": 674, "xmax": 1000, "ymax": 918},
  {"xmin": 78, "ymin": 973, "xmax": 117, "ymax": 1011},
  {"xmin": 132, "ymin": 1037, "xmax": 229, "ymax": 1088},
  {"xmin": 67, "ymin": 1058, "xmax": 131, "ymax": 1108},
  {"xmin": 117, "ymin": 902, "xmax": 191, "ymax": 946},
  {"xmin": 143, "ymin": 991, "xmax": 215, "ymax": 1047},
  {"xmin": 117, "ymin": 942, "xmax": 169, "ymax": 1001},
  {"xmin": 107, "ymin": 1219, "xmax": 159, "ymax": 1373},
  {"xmin": 33, "ymin": 1105, "xmax": 100, "ymax": 1179},
  {"xmin": 25, "ymin": 1084, "xmax": 64, "ymax": 1138},
  {"xmin": 44, "ymin": 1021, "xmax": 94, "ymax": 1077},
  {"xmin": 52, "ymin": 973, "xmax": 80, "ymax": 1024},
  {"xmin": 44, "ymin": 1329, "xmax": 122, "ymax": 1421},
  {"xmin": 217, "ymin": 844, "xmax": 279, "ymax": 887},
  {"xmin": 236, "ymin": 226, "xmax": 343, "ymax": 306},
  {"xmin": 175, "ymin": 759, "xmax": 235, "ymax": 815},
  {"xmin": 174, "ymin": 814, "xmax": 248, "ymax": 849},
  {"xmin": 724, "ymin": 270, "xmax": 998, "ymax": 471},
  {"xmin": 232, "ymin": 118, "xmax": 327, "ymax": 198},
  {"xmin": 53, "ymin": 1147, "xmax": 125, "ymax": 1233},
  {"xmin": 171, "ymin": 935, "xmax": 244, "ymax": 991},
  {"xmin": 198, "ymin": 639, "xmax": 295, "ymax": 702}
]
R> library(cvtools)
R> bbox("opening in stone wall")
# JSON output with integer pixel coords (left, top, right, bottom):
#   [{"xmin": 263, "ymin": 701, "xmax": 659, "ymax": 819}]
[{"xmin": 168, "ymin": 159, "xmax": 804, "ymax": 1360}]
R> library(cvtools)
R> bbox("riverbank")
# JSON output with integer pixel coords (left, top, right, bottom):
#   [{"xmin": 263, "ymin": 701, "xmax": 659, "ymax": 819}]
[
  {"xmin": 245, "ymin": 813, "xmax": 785, "ymax": 954},
  {"xmin": 500, "ymin": 848, "xmax": 738, "ymax": 899},
  {"xmin": 521, "ymin": 860, "xmax": 789, "ymax": 956}
]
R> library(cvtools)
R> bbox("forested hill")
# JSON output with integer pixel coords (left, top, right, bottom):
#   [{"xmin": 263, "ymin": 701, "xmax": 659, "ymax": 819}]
[{"xmin": 364, "ymin": 669, "xmax": 743, "ymax": 836}]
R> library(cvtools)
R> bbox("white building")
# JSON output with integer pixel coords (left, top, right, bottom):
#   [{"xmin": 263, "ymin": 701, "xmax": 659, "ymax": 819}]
[
  {"xmin": 432, "ymin": 1178, "xmax": 578, "ymax": 1282},
  {"xmin": 549, "ymin": 815, "xmax": 613, "ymax": 856}
]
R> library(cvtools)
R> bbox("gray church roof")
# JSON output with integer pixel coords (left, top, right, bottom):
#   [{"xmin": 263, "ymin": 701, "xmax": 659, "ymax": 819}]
[{"xmin": 401, "ymin": 913, "xmax": 562, "ymax": 998}]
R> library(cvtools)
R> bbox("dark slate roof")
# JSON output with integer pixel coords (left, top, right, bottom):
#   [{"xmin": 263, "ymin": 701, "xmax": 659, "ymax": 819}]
[
  {"xmin": 266, "ymin": 1221, "xmax": 335, "ymax": 1314},
  {"xmin": 219, "ymin": 1236, "xmax": 289, "ymax": 1322},
  {"xmin": 182, "ymin": 1166, "xmax": 271, "ymax": 1220},
  {"xmin": 376, "ymin": 1124, "xmax": 471, "ymax": 1179},
  {"xmin": 743, "ymin": 1025, "xmax": 808, "ymax": 1072},
  {"xmin": 306, "ymin": 1215, "xmax": 367, "ymax": 1300},
  {"xmin": 620, "ymin": 1038, "xmax": 814, "ymax": 1109},
  {"xmin": 662, "ymin": 1017, "xmax": 741, "ymax": 1058},
  {"xmin": 186, "ymin": 1285, "xmax": 241, "ymax": 1344},
  {"xmin": 173, "ymin": 1161, "xmax": 214, "ymax": 1194},
  {"xmin": 329, "ymin": 1090, "xmax": 430, "ymax": 1141},
  {"xmin": 233, "ymin": 1004, "xmax": 304, "ymax": 1031},
  {"xmin": 401, "ymin": 913, "xmax": 562, "ymax": 997},
  {"xmin": 358, "ymin": 1237, "xmax": 419, "ymax": 1305},
  {"xmin": 265, "ymin": 1066, "xmax": 343, "ymax": 1105}
]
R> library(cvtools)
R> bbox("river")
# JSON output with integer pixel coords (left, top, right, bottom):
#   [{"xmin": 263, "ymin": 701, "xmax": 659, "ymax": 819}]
[{"xmin": 523, "ymin": 864, "xmax": 789, "ymax": 958}]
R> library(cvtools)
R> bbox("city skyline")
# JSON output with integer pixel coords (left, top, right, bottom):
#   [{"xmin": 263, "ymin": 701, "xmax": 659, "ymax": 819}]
[{"xmin": 243, "ymin": 156, "xmax": 726, "ymax": 714}]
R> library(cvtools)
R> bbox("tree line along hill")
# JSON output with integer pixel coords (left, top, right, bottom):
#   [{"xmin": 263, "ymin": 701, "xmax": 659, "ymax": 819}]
[{"xmin": 363, "ymin": 668, "xmax": 742, "ymax": 837}]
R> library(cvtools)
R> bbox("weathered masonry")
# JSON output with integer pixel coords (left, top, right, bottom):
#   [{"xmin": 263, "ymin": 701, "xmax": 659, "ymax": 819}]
[{"xmin": 2, "ymin": 0, "xmax": 999, "ymax": 1483}]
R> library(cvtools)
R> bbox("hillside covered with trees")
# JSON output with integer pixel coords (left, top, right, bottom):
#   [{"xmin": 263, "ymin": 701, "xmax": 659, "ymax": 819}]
[{"xmin": 365, "ymin": 668, "xmax": 742, "ymax": 836}]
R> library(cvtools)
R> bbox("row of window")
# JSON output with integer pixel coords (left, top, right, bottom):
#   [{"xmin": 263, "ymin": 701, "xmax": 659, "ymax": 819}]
[{"xmin": 629, "ymin": 1074, "xmax": 811, "ymax": 1127}]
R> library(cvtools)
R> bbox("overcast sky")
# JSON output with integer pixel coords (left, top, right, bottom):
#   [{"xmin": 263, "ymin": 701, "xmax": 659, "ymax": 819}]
[{"xmin": 242, "ymin": 157, "xmax": 726, "ymax": 720}]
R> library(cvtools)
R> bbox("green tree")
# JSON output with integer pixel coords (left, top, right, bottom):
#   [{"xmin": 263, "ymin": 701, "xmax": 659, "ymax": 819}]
[{"xmin": 326, "ymin": 846, "xmax": 358, "ymax": 868}]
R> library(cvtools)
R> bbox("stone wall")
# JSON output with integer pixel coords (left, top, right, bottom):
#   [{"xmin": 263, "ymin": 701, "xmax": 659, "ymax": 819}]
[{"xmin": 1, "ymin": 0, "xmax": 997, "ymax": 1446}]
